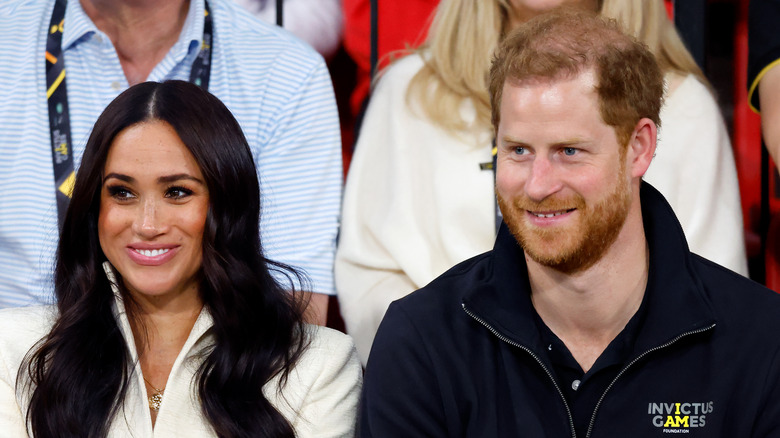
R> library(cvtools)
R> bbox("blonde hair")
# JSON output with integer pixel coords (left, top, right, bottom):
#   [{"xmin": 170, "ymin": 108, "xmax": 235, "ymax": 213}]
[
  {"xmin": 404, "ymin": 0, "xmax": 699, "ymax": 134},
  {"xmin": 405, "ymin": 0, "xmax": 511, "ymax": 134},
  {"xmin": 600, "ymin": 0, "xmax": 708, "ymax": 85}
]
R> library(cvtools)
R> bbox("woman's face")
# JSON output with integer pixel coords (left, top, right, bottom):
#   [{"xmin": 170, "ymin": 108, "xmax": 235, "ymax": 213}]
[
  {"xmin": 507, "ymin": 0, "xmax": 600, "ymax": 28},
  {"xmin": 98, "ymin": 120, "xmax": 209, "ymax": 304}
]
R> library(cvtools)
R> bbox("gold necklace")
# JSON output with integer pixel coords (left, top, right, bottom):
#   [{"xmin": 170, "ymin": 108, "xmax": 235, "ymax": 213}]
[{"xmin": 143, "ymin": 376, "xmax": 165, "ymax": 411}]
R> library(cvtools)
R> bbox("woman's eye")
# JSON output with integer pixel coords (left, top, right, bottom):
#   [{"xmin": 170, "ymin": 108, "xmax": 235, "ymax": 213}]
[
  {"xmin": 563, "ymin": 147, "xmax": 577, "ymax": 156},
  {"xmin": 107, "ymin": 186, "xmax": 134, "ymax": 200},
  {"xmin": 166, "ymin": 186, "xmax": 193, "ymax": 199}
]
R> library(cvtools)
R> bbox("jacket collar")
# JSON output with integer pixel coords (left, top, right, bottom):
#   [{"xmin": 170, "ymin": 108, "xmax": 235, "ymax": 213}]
[
  {"xmin": 462, "ymin": 182, "xmax": 717, "ymax": 357},
  {"xmin": 61, "ymin": 0, "xmax": 98, "ymax": 51}
]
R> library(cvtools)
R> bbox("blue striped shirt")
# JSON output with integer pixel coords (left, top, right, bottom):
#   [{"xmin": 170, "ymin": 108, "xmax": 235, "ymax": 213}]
[{"xmin": 0, "ymin": 0, "xmax": 342, "ymax": 305}]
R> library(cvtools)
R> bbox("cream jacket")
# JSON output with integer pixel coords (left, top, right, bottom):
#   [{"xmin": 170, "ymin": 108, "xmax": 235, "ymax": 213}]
[
  {"xmin": 336, "ymin": 54, "xmax": 748, "ymax": 365},
  {"xmin": 0, "ymin": 291, "xmax": 362, "ymax": 436}
]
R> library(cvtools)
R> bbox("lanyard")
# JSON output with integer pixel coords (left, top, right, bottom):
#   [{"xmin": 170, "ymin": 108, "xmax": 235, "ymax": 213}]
[
  {"xmin": 45, "ymin": 0, "xmax": 213, "ymax": 230},
  {"xmin": 479, "ymin": 141, "xmax": 502, "ymax": 234},
  {"xmin": 492, "ymin": 144, "xmax": 502, "ymax": 232}
]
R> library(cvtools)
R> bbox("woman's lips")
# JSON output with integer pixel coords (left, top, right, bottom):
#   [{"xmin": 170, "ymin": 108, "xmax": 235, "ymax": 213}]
[{"xmin": 125, "ymin": 245, "xmax": 179, "ymax": 266}]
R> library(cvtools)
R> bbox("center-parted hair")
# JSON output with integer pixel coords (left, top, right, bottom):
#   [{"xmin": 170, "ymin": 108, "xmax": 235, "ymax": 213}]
[
  {"xmin": 488, "ymin": 8, "xmax": 664, "ymax": 146},
  {"xmin": 22, "ymin": 80, "xmax": 308, "ymax": 438}
]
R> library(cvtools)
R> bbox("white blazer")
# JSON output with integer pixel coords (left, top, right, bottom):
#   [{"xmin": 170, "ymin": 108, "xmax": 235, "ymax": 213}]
[{"xmin": 0, "ymin": 279, "xmax": 362, "ymax": 437}]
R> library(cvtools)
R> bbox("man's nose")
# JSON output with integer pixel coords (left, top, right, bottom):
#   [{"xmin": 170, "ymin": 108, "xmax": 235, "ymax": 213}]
[{"xmin": 524, "ymin": 157, "xmax": 562, "ymax": 202}]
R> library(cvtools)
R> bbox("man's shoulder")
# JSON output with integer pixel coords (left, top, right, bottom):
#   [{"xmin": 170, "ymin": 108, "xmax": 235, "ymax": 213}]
[
  {"xmin": 0, "ymin": 1, "xmax": 46, "ymax": 73},
  {"xmin": 389, "ymin": 251, "xmax": 494, "ymax": 321},
  {"xmin": 692, "ymin": 255, "xmax": 780, "ymax": 333},
  {"xmin": 0, "ymin": 0, "xmax": 48, "ymax": 16},
  {"xmin": 208, "ymin": 0, "xmax": 329, "ymax": 107},
  {"xmin": 209, "ymin": 0, "xmax": 323, "ymax": 71},
  {"xmin": 0, "ymin": 0, "xmax": 49, "ymax": 34}
]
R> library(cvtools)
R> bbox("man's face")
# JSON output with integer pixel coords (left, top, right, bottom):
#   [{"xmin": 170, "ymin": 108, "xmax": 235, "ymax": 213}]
[{"xmin": 495, "ymin": 69, "xmax": 634, "ymax": 274}]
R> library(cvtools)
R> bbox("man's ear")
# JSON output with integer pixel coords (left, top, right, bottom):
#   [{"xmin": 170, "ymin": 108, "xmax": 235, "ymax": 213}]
[{"xmin": 626, "ymin": 118, "xmax": 657, "ymax": 178}]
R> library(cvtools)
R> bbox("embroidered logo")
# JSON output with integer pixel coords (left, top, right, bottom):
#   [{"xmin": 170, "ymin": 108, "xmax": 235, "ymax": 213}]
[{"xmin": 648, "ymin": 402, "xmax": 713, "ymax": 433}]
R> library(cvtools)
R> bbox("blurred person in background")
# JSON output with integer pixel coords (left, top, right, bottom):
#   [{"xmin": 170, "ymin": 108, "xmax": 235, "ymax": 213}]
[
  {"xmin": 749, "ymin": 0, "xmax": 780, "ymax": 167},
  {"xmin": 342, "ymin": 0, "xmax": 439, "ymax": 117}
]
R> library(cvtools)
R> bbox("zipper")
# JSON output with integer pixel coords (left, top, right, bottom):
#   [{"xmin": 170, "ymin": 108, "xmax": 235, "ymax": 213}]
[
  {"xmin": 464, "ymin": 302, "xmax": 716, "ymax": 438},
  {"xmin": 462, "ymin": 303, "xmax": 577, "ymax": 438},
  {"xmin": 584, "ymin": 323, "xmax": 716, "ymax": 438}
]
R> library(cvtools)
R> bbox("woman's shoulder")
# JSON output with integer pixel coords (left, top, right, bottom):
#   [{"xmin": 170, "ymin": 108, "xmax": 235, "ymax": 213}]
[
  {"xmin": 664, "ymin": 73, "xmax": 717, "ymax": 110},
  {"xmin": 386, "ymin": 52, "xmax": 427, "ymax": 76},
  {"xmin": 661, "ymin": 72, "xmax": 724, "ymax": 126},
  {"xmin": 268, "ymin": 326, "xmax": 362, "ymax": 436},
  {"xmin": 300, "ymin": 325, "xmax": 361, "ymax": 370},
  {"xmin": 374, "ymin": 52, "xmax": 427, "ymax": 93},
  {"xmin": 280, "ymin": 325, "xmax": 362, "ymax": 393}
]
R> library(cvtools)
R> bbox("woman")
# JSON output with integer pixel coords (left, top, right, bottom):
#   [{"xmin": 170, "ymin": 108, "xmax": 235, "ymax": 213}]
[
  {"xmin": 336, "ymin": 0, "xmax": 746, "ymax": 365},
  {"xmin": 0, "ymin": 81, "xmax": 361, "ymax": 437}
]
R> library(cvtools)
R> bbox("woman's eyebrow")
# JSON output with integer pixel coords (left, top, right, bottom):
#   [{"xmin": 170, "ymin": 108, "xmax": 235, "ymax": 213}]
[
  {"xmin": 103, "ymin": 172, "xmax": 133, "ymax": 183},
  {"xmin": 102, "ymin": 173, "xmax": 204, "ymax": 185},
  {"xmin": 157, "ymin": 174, "xmax": 204, "ymax": 185}
]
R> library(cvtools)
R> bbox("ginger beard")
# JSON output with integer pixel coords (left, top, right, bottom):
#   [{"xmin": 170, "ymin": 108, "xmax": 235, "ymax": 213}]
[{"xmin": 497, "ymin": 153, "xmax": 632, "ymax": 274}]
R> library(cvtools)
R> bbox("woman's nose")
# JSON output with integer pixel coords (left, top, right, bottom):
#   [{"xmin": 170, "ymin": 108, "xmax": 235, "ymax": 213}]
[{"xmin": 131, "ymin": 198, "xmax": 165, "ymax": 238}]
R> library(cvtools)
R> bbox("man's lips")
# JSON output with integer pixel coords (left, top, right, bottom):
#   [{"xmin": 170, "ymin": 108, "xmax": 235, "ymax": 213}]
[{"xmin": 528, "ymin": 208, "xmax": 576, "ymax": 218}]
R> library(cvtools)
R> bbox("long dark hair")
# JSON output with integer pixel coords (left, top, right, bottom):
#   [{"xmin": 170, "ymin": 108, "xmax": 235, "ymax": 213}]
[{"xmin": 22, "ymin": 81, "xmax": 308, "ymax": 437}]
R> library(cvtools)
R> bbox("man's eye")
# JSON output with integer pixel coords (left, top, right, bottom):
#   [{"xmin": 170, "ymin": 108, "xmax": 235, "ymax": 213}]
[
  {"xmin": 563, "ymin": 147, "xmax": 577, "ymax": 156},
  {"xmin": 514, "ymin": 147, "xmax": 527, "ymax": 155}
]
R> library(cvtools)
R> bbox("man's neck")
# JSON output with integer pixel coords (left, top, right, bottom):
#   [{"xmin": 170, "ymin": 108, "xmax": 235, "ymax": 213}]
[
  {"xmin": 80, "ymin": 0, "xmax": 191, "ymax": 85},
  {"xmin": 527, "ymin": 206, "xmax": 649, "ymax": 373}
]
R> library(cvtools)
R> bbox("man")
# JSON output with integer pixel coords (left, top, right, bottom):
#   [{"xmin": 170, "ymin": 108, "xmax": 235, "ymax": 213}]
[
  {"xmin": 361, "ymin": 10, "xmax": 780, "ymax": 437},
  {"xmin": 0, "ymin": 0, "xmax": 341, "ymax": 322}
]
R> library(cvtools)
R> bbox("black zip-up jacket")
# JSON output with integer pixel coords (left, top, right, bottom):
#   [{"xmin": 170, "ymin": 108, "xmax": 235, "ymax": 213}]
[{"xmin": 361, "ymin": 183, "xmax": 780, "ymax": 437}]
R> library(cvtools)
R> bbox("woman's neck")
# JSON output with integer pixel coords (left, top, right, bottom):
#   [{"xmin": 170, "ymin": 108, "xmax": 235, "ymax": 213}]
[
  {"xmin": 129, "ymin": 293, "xmax": 202, "ymax": 425},
  {"xmin": 79, "ymin": 0, "xmax": 191, "ymax": 85},
  {"xmin": 129, "ymin": 286, "xmax": 203, "ymax": 360}
]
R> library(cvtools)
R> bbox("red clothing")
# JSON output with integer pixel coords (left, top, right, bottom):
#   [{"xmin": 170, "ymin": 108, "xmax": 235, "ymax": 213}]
[{"xmin": 343, "ymin": 0, "xmax": 439, "ymax": 115}]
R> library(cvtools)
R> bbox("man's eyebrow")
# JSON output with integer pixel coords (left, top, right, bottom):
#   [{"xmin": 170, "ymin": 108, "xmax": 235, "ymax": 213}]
[
  {"xmin": 500, "ymin": 136, "xmax": 588, "ymax": 147},
  {"xmin": 553, "ymin": 138, "xmax": 589, "ymax": 147},
  {"xmin": 501, "ymin": 135, "xmax": 530, "ymax": 147}
]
